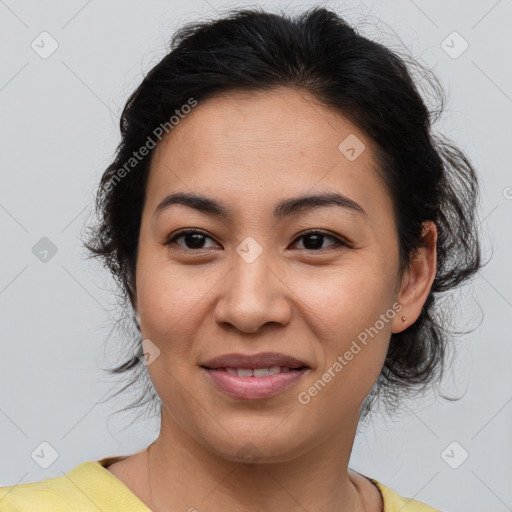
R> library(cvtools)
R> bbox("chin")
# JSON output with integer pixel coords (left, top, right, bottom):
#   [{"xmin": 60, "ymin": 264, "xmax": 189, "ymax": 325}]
[{"xmin": 198, "ymin": 426, "xmax": 313, "ymax": 465}]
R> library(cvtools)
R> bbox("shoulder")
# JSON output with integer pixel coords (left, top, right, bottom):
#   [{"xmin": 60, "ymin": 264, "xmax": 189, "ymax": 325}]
[
  {"xmin": 0, "ymin": 479, "xmax": 74, "ymax": 511},
  {"xmin": 0, "ymin": 466, "xmax": 92, "ymax": 511},
  {"xmin": 0, "ymin": 459, "xmax": 150, "ymax": 512},
  {"xmin": 369, "ymin": 477, "xmax": 442, "ymax": 512}
]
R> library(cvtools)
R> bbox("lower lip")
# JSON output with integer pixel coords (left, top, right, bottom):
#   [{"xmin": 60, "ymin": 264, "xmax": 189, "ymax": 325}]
[{"xmin": 202, "ymin": 367, "xmax": 309, "ymax": 400}]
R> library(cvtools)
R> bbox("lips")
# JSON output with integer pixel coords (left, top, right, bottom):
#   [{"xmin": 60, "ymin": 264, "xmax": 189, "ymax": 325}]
[
  {"xmin": 201, "ymin": 352, "xmax": 309, "ymax": 371},
  {"xmin": 200, "ymin": 352, "xmax": 310, "ymax": 399}
]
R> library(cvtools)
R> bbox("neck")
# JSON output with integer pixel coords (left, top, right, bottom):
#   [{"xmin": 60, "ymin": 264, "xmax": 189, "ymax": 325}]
[{"xmin": 146, "ymin": 407, "xmax": 368, "ymax": 512}]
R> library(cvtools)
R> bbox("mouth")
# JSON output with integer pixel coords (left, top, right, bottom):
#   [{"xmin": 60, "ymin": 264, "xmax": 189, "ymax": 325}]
[
  {"xmin": 200, "ymin": 351, "xmax": 310, "ymax": 371},
  {"xmin": 200, "ymin": 352, "xmax": 310, "ymax": 400},
  {"xmin": 202, "ymin": 366, "xmax": 308, "ymax": 376}
]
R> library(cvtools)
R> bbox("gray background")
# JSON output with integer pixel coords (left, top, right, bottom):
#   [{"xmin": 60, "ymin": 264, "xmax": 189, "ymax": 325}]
[{"xmin": 1, "ymin": 1, "xmax": 511, "ymax": 511}]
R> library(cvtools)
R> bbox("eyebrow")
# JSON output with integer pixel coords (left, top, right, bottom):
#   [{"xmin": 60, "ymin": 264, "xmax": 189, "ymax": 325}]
[{"xmin": 153, "ymin": 191, "xmax": 368, "ymax": 221}]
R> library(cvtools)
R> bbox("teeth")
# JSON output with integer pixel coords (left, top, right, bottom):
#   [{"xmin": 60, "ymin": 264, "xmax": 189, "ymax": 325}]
[{"xmin": 222, "ymin": 366, "xmax": 295, "ymax": 377}]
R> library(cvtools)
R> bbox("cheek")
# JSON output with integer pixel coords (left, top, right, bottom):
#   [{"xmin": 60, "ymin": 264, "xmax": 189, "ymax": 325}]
[
  {"xmin": 136, "ymin": 248, "xmax": 212, "ymax": 330},
  {"xmin": 294, "ymin": 255, "xmax": 397, "ymax": 331},
  {"xmin": 291, "ymin": 257, "xmax": 397, "ymax": 391}
]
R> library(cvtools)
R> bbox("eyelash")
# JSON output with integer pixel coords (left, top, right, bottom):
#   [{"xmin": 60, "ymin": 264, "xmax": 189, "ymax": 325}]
[{"xmin": 164, "ymin": 229, "xmax": 350, "ymax": 252}]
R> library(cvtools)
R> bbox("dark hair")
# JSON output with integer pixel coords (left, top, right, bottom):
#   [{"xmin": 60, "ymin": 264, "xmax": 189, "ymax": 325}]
[{"xmin": 83, "ymin": 6, "xmax": 483, "ymax": 423}]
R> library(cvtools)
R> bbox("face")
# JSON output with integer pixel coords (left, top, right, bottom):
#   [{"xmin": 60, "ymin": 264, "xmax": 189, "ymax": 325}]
[{"xmin": 134, "ymin": 87, "xmax": 418, "ymax": 462}]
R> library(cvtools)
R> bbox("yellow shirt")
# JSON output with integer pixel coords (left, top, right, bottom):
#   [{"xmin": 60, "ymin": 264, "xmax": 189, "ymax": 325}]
[{"xmin": 0, "ymin": 456, "xmax": 440, "ymax": 511}]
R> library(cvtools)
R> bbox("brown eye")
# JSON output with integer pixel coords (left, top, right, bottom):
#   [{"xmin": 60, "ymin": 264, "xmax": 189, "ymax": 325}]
[
  {"xmin": 165, "ymin": 229, "xmax": 219, "ymax": 250},
  {"xmin": 292, "ymin": 230, "xmax": 348, "ymax": 251},
  {"xmin": 164, "ymin": 229, "xmax": 349, "ymax": 252}
]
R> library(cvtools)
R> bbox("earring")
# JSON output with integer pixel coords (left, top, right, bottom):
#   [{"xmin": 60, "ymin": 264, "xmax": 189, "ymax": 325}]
[{"xmin": 397, "ymin": 303, "xmax": 406, "ymax": 323}]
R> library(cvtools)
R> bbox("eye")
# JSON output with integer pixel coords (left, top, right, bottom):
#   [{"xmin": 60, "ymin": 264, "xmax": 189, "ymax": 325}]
[
  {"xmin": 291, "ymin": 230, "xmax": 349, "ymax": 251},
  {"xmin": 164, "ymin": 229, "xmax": 349, "ymax": 252},
  {"xmin": 164, "ymin": 229, "xmax": 219, "ymax": 250}
]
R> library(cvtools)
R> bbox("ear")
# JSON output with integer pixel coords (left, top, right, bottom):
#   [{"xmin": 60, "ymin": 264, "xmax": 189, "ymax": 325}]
[{"xmin": 392, "ymin": 221, "xmax": 437, "ymax": 334}]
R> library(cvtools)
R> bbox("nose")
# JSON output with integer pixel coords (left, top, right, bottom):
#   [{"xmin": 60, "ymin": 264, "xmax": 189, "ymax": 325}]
[{"xmin": 213, "ymin": 249, "xmax": 292, "ymax": 334}]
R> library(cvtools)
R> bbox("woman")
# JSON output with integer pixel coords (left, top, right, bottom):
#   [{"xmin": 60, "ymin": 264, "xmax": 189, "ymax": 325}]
[{"xmin": 0, "ymin": 6, "xmax": 481, "ymax": 511}]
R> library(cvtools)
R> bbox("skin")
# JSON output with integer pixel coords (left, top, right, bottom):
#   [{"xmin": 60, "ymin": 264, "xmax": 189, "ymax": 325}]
[{"xmin": 106, "ymin": 86, "xmax": 437, "ymax": 512}]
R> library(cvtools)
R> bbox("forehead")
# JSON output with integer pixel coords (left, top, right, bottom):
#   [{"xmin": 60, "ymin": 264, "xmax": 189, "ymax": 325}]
[{"xmin": 146, "ymin": 87, "xmax": 392, "ymax": 224}]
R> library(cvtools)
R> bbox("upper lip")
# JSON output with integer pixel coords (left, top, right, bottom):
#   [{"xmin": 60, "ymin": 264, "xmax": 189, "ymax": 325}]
[{"xmin": 201, "ymin": 352, "xmax": 309, "ymax": 370}]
